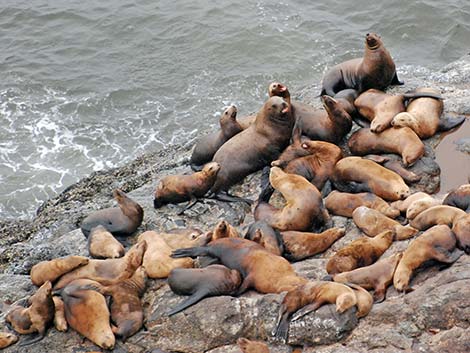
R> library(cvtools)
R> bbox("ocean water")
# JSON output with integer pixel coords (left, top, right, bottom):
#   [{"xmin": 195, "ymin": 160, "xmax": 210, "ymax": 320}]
[{"xmin": 1, "ymin": 0, "xmax": 469, "ymax": 219}]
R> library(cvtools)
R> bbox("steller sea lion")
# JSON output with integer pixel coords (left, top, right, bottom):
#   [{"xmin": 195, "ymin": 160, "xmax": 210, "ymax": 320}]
[
  {"xmin": 190, "ymin": 105, "xmax": 242, "ymax": 170},
  {"xmin": 244, "ymin": 220, "xmax": 284, "ymax": 257},
  {"xmin": 443, "ymin": 184, "xmax": 470, "ymax": 212},
  {"xmin": 0, "ymin": 332, "xmax": 18, "ymax": 349},
  {"xmin": 237, "ymin": 337, "xmax": 270, "ymax": 353},
  {"xmin": 406, "ymin": 197, "xmax": 441, "ymax": 220},
  {"xmin": 209, "ymin": 220, "xmax": 240, "ymax": 241},
  {"xmin": 334, "ymin": 88, "xmax": 359, "ymax": 117},
  {"xmin": 452, "ymin": 214, "xmax": 470, "ymax": 254},
  {"xmin": 347, "ymin": 283, "xmax": 373, "ymax": 318},
  {"xmin": 391, "ymin": 192, "xmax": 433, "ymax": 213},
  {"xmin": 87, "ymin": 225, "xmax": 125, "ymax": 259},
  {"xmin": 324, "ymin": 190, "xmax": 400, "ymax": 218},
  {"xmin": 167, "ymin": 264, "xmax": 242, "ymax": 316},
  {"xmin": 52, "ymin": 296, "xmax": 67, "ymax": 332},
  {"xmin": 363, "ymin": 155, "xmax": 422, "ymax": 184},
  {"xmin": 393, "ymin": 225, "xmax": 463, "ymax": 292},
  {"xmin": 321, "ymin": 33, "xmax": 402, "ymax": 97},
  {"xmin": 332, "ymin": 157, "xmax": 410, "ymax": 201},
  {"xmin": 30, "ymin": 255, "xmax": 89, "ymax": 287},
  {"xmin": 158, "ymin": 228, "xmax": 204, "ymax": 249},
  {"xmin": 410, "ymin": 205, "xmax": 467, "ymax": 231},
  {"xmin": 326, "ymin": 230, "xmax": 394, "ymax": 274},
  {"xmin": 81, "ymin": 189, "xmax": 143, "ymax": 238}
]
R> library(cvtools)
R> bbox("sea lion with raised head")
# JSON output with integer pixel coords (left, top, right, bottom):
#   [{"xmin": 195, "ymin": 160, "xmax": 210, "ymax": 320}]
[
  {"xmin": 410, "ymin": 205, "xmax": 467, "ymax": 231},
  {"xmin": 30, "ymin": 255, "xmax": 89, "ymax": 287},
  {"xmin": 443, "ymin": 184, "xmax": 470, "ymax": 212},
  {"xmin": 87, "ymin": 225, "xmax": 125, "ymax": 259},
  {"xmin": 209, "ymin": 220, "xmax": 240, "ymax": 241},
  {"xmin": 244, "ymin": 221, "xmax": 284, "ymax": 257}
]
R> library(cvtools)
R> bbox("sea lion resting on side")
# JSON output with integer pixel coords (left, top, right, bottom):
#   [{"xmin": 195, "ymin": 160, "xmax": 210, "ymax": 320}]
[
  {"xmin": 87, "ymin": 225, "xmax": 125, "ymax": 259},
  {"xmin": 410, "ymin": 205, "xmax": 467, "ymax": 231},
  {"xmin": 363, "ymin": 155, "xmax": 422, "ymax": 184},
  {"xmin": 30, "ymin": 255, "xmax": 89, "ymax": 286},
  {"xmin": 451, "ymin": 214, "xmax": 470, "ymax": 254},
  {"xmin": 443, "ymin": 184, "xmax": 470, "ymax": 212},
  {"xmin": 391, "ymin": 192, "xmax": 433, "ymax": 213}
]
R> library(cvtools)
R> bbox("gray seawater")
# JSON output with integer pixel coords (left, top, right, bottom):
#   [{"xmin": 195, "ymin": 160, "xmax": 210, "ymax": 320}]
[{"xmin": 1, "ymin": 0, "xmax": 470, "ymax": 219}]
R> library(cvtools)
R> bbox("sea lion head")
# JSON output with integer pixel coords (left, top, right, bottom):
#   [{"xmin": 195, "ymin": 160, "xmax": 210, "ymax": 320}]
[
  {"xmin": 365, "ymin": 33, "xmax": 382, "ymax": 50},
  {"xmin": 268, "ymin": 82, "xmax": 288, "ymax": 98},
  {"xmin": 269, "ymin": 166, "xmax": 286, "ymax": 184},
  {"xmin": 391, "ymin": 112, "xmax": 415, "ymax": 128},
  {"xmin": 113, "ymin": 189, "xmax": 128, "ymax": 203},
  {"xmin": 201, "ymin": 162, "xmax": 221, "ymax": 177},
  {"xmin": 0, "ymin": 332, "xmax": 18, "ymax": 347},
  {"xmin": 221, "ymin": 105, "xmax": 237, "ymax": 121},
  {"xmin": 128, "ymin": 240, "xmax": 147, "ymax": 268},
  {"xmin": 301, "ymin": 140, "xmax": 341, "ymax": 158},
  {"xmin": 264, "ymin": 96, "xmax": 290, "ymax": 123},
  {"xmin": 321, "ymin": 95, "xmax": 351, "ymax": 123},
  {"xmin": 395, "ymin": 185, "xmax": 411, "ymax": 200},
  {"xmin": 336, "ymin": 292, "xmax": 356, "ymax": 313}
]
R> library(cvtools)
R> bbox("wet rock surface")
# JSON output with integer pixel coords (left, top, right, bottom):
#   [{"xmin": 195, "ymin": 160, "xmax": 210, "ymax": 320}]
[{"xmin": 0, "ymin": 56, "xmax": 469, "ymax": 352}]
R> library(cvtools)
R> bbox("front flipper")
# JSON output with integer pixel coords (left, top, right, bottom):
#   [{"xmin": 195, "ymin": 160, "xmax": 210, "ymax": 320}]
[
  {"xmin": 171, "ymin": 246, "xmax": 210, "ymax": 259},
  {"xmin": 19, "ymin": 333, "xmax": 45, "ymax": 347},
  {"xmin": 373, "ymin": 283, "xmax": 387, "ymax": 303},
  {"xmin": 391, "ymin": 72, "xmax": 404, "ymax": 86},
  {"xmin": 432, "ymin": 247, "xmax": 464, "ymax": 264},
  {"xmin": 167, "ymin": 290, "xmax": 209, "ymax": 316},
  {"xmin": 177, "ymin": 197, "xmax": 200, "ymax": 215},
  {"xmin": 291, "ymin": 302, "xmax": 321, "ymax": 322},
  {"xmin": 207, "ymin": 191, "xmax": 253, "ymax": 205},
  {"xmin": 272, "ymin": 307, "xmax": 290, "ymax": 342},
  {"xmin": 438, "ymin": 115, "xmax": 466, "ymax": 132}
]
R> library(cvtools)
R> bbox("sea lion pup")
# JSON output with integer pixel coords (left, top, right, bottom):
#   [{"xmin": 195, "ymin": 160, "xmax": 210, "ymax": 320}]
[
  {"xmin": 237, "ymin": 337, "xmax": 270, "ymax": 353},
  {"xmin": 53, "ymin": 240, "xmax": 147, "ymax": 290},
  {"xmin": 244, "ymin": 220, "xmax": 284, "ymax": 256},
  {"xmin": 452, "ymin": 214, "xmax": 470, "ymax": 254},
  {"xmin": 190, "ymin": 105, "xmax": 242, "ymax": 170},
  {"xmin": 391, "ymin": 192, "xmax": 433, "ymax": 213},
  {"xmin": 253, "ymin": 167, "xmax": 328, "ymax": 232},
  {"xmin": 326, "ymin": 230, "xmax": 394, "ymax": 275},
  {"xmin": 81, "ymin": 189, "xmax": 143, "ymax": 238},
  {"xmin": 6, "ymin": 281, "xmax": 54, "ymax": 345},
  {"xmin": 274, "ymin": 281, "xmax": 357, "ymax": 340},
  {"xmin": 280, "ymin": 228, "xmax": 346, "ymax": 261},
  {"xmin": 0, "ymin": 332, "xmax": 18, "ymax": 349},
  {"xmin": 363, "ymin": 155, "xmax": 422, "ymax": 184},
  {"xmin": 61, "ymin": 279, "xmax": 115, "ymax": 349},
  {"xmin": 324, "ymin": 191, "xmax": 400, "ymax": 218},
  {"xmin": 167, "ymin": 264, "xmax": 242, "ymax": 316},
  {"xmin": 154, "ymin": 162, "xmax": 221, "ymax": 208},
  {"xmin": 393, "ymin": 225, "xmax": 464, "ymax": 292},
  {"xmin": 52, "ymin": 296, "xmax": 67, "ymax": 332},
  {"xmin": 352, "ymin": 206, "xmax": 418, "ymax": 240},
  {"xmin": 321, "ymin": 33, "xmax": 402, "ymax": 97},
  {"xmin": 30, "ymin": 255, "xmax": 89, "ymax": 286},
  {"xmin": 209, "ymin": 220, "xmax": 240, "ymax": 240},
  {"xmin": 329, "ymin": 252, "xmax": 403, "ymax": 302},
  {"xmin": 171, "ymin": 237, "xmax": 308, "ymax": 295},
  {"xmin": 87, "ymin": 225, "xmax": 125, "ymax": 259},
  {"xmin": 348, "ymin": 127, "xmax": 424, "ymax": 167},
  {"xmin": 332, "ymin": 156, "xmax": 410, "ymax": 201},
  {"xmin": 443, "ymin": 184, "xmax": 470, "ymax": 212},
  {"xmin": 410, "ymin": 205, "xmax": 467, "ymax": 231}
]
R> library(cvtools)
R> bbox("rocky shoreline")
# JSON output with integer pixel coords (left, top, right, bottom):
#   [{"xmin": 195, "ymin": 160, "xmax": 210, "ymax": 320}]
[{"xmin": 0, "ymin": 55, "xmax": 469, "ymax": 352}]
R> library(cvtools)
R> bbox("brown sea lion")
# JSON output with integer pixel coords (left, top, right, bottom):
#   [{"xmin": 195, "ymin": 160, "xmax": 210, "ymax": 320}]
[
  {"xmin": 280, "ymin": 228, "xmax": 346, "ymax": 261},
  {"xmin": 352, "ymin": 206, "xmax": 418, "ymax": 240},
  {"xmin": 393, "ymin": 225, "xmax": 463, "ymax": 292},
  {"xmin": 410, "ymin": 205, "xmax": 467, "ymax": 231},
  {"xmin": 324, "ymin": 190, "xmax": 400, "ymax": 218},
  {"xmin": 167, "ymin": 264, "xmax": 242, "ymax": 316},
  {"xmin": 390, "ymin": 192, "xmax": 432, "ymax": 213},
  {"xmin": 53, "ymin": 240, "xmax": 147, "ymax": 290},
  {"xmin": 158, "ymin": 228, "xmax": 205, "ymax": 249},
  {"xmin": 154, "ymin": 162, "xmax": 221, "ymax": 208},
  {"xmin": 452, "ymin": 214, "xmax": 470, "ymax": 254},
  {"xmin": 321, "ymin": 33, "xmax": 402, "ymax": 97},
  {"xmin": 334, "ymin": 88, "xmax": 359, "ymax": 117},
  {"xmin": 0, "ymin": 332, "xmax": 18, "ymax": 349},
  {"xmin": 244, "ymin": 220, "xmax": 284, "ymax": 256},
  {"xmin": 332, "ymin": 157, "xmax": 410, "ymax": 201},
  {"xmin": 363, "ymin": 155, "xmax": 422, "ymax": 184},
  {"xmin": 443, "ymin": 184, "xmax": 470, "ymax": 212},
  {"xmin": 254, "ymin": 167, "xmax": 328, "ymax": 231},
  {"xmin": 348, "ymin": 127, "xmax": 424, "ymax": 166},
  {"xmin": 190, "ymin": 105, "xmax": 242, "ymax": 170},
  {"xmin": 406, "ymin": 197, "xmax": 441, "ymax": 220},
  {"xmin": 52, "ymin": 296, "xmax": 67, "ymax": 332},
  {"xmin": 237, "ymin": 337, "xmax": 270, "ymax": 353},
  {"xmin": 87, "ymin": 225, "xmax": 125, "ymax": 259},
  {"xmin": 326, "ymin": 230, "xmax": 394, "ymax": 274},
  {"xmin": 209, "ymin": 220, "xmax": 240, "ymax": 241},
  {"xmin": 30, "ymin": 255, "xmax": 89, "ymax": 287},
  {"xmin": 61, "ymin": 279, "xmax": 115, "ymax": 349},
  {"xmin": 6, "ymin": 281, "xmax": 54, "ymax": 344},
  {"xmin": 348, "ymin": 283, "xmax": 373, "ymax": 318}
]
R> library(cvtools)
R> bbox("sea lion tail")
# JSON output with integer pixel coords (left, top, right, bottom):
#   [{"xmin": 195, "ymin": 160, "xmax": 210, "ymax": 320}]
[
  {"xmin": 167, "ymin": 290, "xmax": 208, "ymax": 316},
  {"xmin": 171, "ymin": 246, "xmax": 209, "ymax": 259}
]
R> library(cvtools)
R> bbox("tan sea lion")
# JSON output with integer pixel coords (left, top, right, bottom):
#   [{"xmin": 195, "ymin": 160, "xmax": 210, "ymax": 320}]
[
  {"xmin": 406, "ymin": 197, "xmax": 441, "ymax": 220},
  {"xmin": 237, "ymin": 337, "xmax": 270, "ymax": 353},
  {"xmin": 167, "ymin": 264, "xmax": 242, "ymax": 316},
  {"xmin": 326, "ymin": 230, "xmax": 394, "ymax": 274},
  {"xmin": 30, "ymin": 255, "xmax": 89, "ymax": 286},
  {"xmin": 154, "ymin": 162, "xmax": 221, "ymax": 208},
  {"xmin": 244, "ymin": 221, "xmax": 284, "ymax": 256},
  {"xmin": 363, "ymin": 155, "xmax": 422, "ymax": 184},
  {"xmin": 332, "ymin": 157, "xmax": 410, "ymax": 201},
  {"xmin": 329, "ymin": 252, "xmax": 403, "ymax": 302},
  {"xmin": 0, "ymin": 332, "xmax": 18, "ymax": 349},
  {"xmin": 393, "ymin": 225, "xmax": 463, "ymax": 292},
  {"xmin": 452, "ymin": 214, "xmax": 470, "ymax": 254},
  {"xmin": 190, "ymin": 105, "xmax": 242, "ymax": 170},
  {"xmin": 87, "ymin": 225, "xmax": 125, "ymax": 259},
  {"xmin": 352, "ymin": 206, "xmax": 418, "ymax": 240},
  {"xmin": 321, "ymin": 33, "xmax": 402, "ymax": 97},
  {"xmin": 324, "ymin": 191, "xmax": 400, "ymax": 218},
  {"xmin": 348, "ymin": 283, "xmax": 373, "ymax": 318},
  {"xmin": 443, "ymin": 184, "xmax": 470, "ymax": 212},
  {"xmin": 157, "ymin": 228, "xmax": 205, "ymax": 249},
  {"xmin": 410, "ymin": 205, "xmax": 467, "ymax": 230},
  {"xmin": 348, "ymin": 127, "xmax": 424, "ymax": 166},
  {"xmin": 209, "ymin": 220, "xmax": 240, "ymax": 241},
  {"xmin": 81, "ymin": 189, "xmax": 143, "ymax": 237},
  {"xmin": 52, "ymin": 296, "xmax": 67, "ymax": 332},
  {"xmin": 254, "ymin": 167, "xmax": 328, "ymax": 231},
  {"xmin": 390, "ymin": 192, "xmax": 432, "ymax": 213}
]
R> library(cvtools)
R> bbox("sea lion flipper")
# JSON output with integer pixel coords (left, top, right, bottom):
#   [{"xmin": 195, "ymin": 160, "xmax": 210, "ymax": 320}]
[
  {"xmin": 291, "ymin": 302, "xmax": 321, "ymax": 322},
  {"xmin": 438, "ymin": 116, "xmax": 466, "ymax": 132},
  {"xmin": 18, "ymin": 333, "xmax": 44, "ymax": 347},
  {"xmin": 167, "ymin": 290, "xmax": 209, "ymax": 316},
  {"xmin": 177, "ymin": 198, "xmax": 200, "ymax": 215},
  {"xmin": 432, "ymin": 246, "xmax": 464, "ymax": 263},
  {"xmin": 373, "ymin": 284, "xmax": 387, "ymax": 303},
  {"xmin": 211, "ymin": 191, "xmax": 253, "ymax": 205},
  {"xmin": 272, "ymin": 306, "xmax": 290, "ymax": 341},
  {"xmin": 391, "ymin": 72, "xmax": 404, "ymax": 86},
  {"xmin": 171, "ymin": 246, "xmax": 210, "ymax": 259}
]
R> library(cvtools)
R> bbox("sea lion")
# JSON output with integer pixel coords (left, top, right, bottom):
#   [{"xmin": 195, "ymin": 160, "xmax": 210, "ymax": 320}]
[
  {"xmin": 329, "ymin": 252, "xmax": 403, "ymax": 302},
  {"xmin": 332, "ymin": 157, "xmax": 410, "ymax": 201},
  {"xmin": 334, "ymin": 88, "xmax": 359, "ymax": 117},
  {"xmin": 210, "ymin": 96, "xmax": 294, "ymax": 196},
  {"xmin": 390, "ymin": 192, "xmax": 433, "ymax": 213},
  {"xmin": 348, "ymin": 127, "xmax": 424, "ymax": 167},
  {"xmin": 30, "ymin": 255, "xmax": 89, "ymax": 286},
  {"xmin": 244, "ymin": 220, "xmax": 284, "ymax": 256},
  {"xmin": 254, "ymin": 167, "xmax": 328, "ymax": 231},
  {"xmin": 406, "ymin": 197, "xmax": 441, "ymax": 220},
  {"xmin": 53, "ymin": 240, "xmax": 147, "ymax": 290},
  {"xmin": 237, "ymin": 337, "xmax": 270, "ymax": 353},
  {"xmin": 321, "ymin": 33, "xmax": 402, "ymax": 97},
  {"xmin": 81, "ymin": 189, "xmax": 143, "ymax": 238},
  {"xmin": 410, "ymin": 205, "xmax": 467, "ymax": 231},
  {"xmin": 87, "ymin": 225, "xmax": 125, "ymax": 259},
  {"xmin": 326, "ymin": 230, "xmax": 394, "ymax": 274},
  {"xmin": 190, "ymin": 105, "xmax": 242, "ymax": 170},
  {"xmin": 280, "ymin": 228, "xmax": 346, "ymax": 261},
  {"xmin": 324, "ymin": 190, "xmax": 400, "ymax": 218},
  {"xmin": 443, "ymin": 184, "xmax": 470, "ymax": 212},
  {"xmin": 6, "ymin": 281, "xmax": 54, "ymax": 344},
  {"xmin": 352, "ymin": 206, "xmax": 418, "ymax": 240},
  {"xmin": 452, "ymin": 214, "xmax": 470, "ymax": 254},
  {"xmin": 61, "ymin": 279, "xmax": 115, "ymax": 349},
  {"xmin": 154, "ymin": 162, "xmax": 221, "ymax": 208},
  {"xmin": 209, "ymin": 220, "xmax": 240, "ymax": 241},
  {"xmin": 0, "ymin": 332, "xmax": 18, "ymax": 349},
  {"xmin": 363, "ymin": 155, "xmax": 422, "ymax": 184},
  {"xmin": 347, "ymin": 283, "xmax": 373, "ymax": 318},
  {"xmin": 393, "ymin": 225, "xmax": 463, "ymax": 292},
  {"xmin": 52, "ymin": 296, "xmax": 67, "ymax": 332},
  {"xmin": 167, "ymin": 264, "xmax": 242, "ymax": 316},
  {"xmin": 171, "ymin": 237, "xmax": 308, "ymax": 295},
  {"xmin": 274, "ymin": 281, "xmax": 357, "ymax": 340}
]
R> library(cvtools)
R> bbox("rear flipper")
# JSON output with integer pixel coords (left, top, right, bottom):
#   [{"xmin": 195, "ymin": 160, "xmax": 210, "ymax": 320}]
[
  {"xmin": 177, "ymin": 197, "xmax": 200, "ymax": 215},
  {"xmin": 438, "ymin": 116, "xmax": 466, "ymax": 132},
  {"xmin": 19, "ymin": 333, "xmax": 45, "ymax": 347},
  {"xmin": 167, "ymin": 290, "xmax": 209, "ymax": 316},
  {"xmin": 332, "ymin": 180, "xmax": 371, "ymax": 194},
  {"xmin": 190, "ymin": 163, "xmax": 204, "ymax": 172},
  {"xmin": 272, "ymin": 306, "xmax": 290, "ymax": 342},
  {"xmin": 171, "ymin": 246, "xmax": 210, "ymax": 259},
  {"xmin": 206, "ymin": 191, "xmax": 253, "ymax": 205},
  {"xmin": 391, "ymin": 72, "xmax": 404, "ymax": 86},
  {"xmin": 432, "ymin": 247, "xmax": 464, "ymax": 264}
]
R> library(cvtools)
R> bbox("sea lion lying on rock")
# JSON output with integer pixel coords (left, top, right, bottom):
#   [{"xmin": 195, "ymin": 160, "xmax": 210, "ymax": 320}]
[
  {"xmin": 30, "ymin": 255, "xmax": 89, "ymax": 286},
  {"xmin": 87, "ymin": 225, "xmax": 125, "ymax": 259}
]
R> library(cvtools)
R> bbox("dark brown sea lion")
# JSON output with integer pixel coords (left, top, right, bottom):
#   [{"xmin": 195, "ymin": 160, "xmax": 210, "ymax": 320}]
[
  {"xmin": 348, "ymin": 127, "xmax": 424, "ymax": 167},
  {"xmin": 87, "ymin": 225, "xmax": 125, "ymax": 259},
  {"xmin": 443, "ymin": 184, "xmax": 470, "ymax": 212},
  {"xmin": 30, "ymin": 255, "xmax": 89, "ymax": 286},
  {"xmin": 410, "ymin": 205, "xmax": 467, "ymax": 230},
  {"xmin": 321, "ymin": 33, "xmax": 402, "ymax": 97},
  {"xmin": 0, "ymin": 332, "xmax": 18, "ymax": 349},
  {"xmin": 452, "ymin": 214, "xmax": 470, "ymax": 254},
  {"xmin": 324, "ymin": 190, "xmax": 400, "ymax": 218},
  {"xmin": 167, "ymin": 264, "xmax": 242, "ymax": 316},
  {"xmin": 190, "ymin": 105, "xmax": 242, "ymax": 170},
  {"xmin": 254, "ymin": 167, "xmax": 328, "ymax": 231},
  {"xmin": 81, "ymin": 189, "xmax": 144, "ymax": 238},
  {"xmin": 154, "ymin": 162, "xmax": 221, "ymax": 208},
  {"xmin": 393, "ymin": 225, "xmax": 463, "ymax": 292},
  {"xmin": 363, "ymin": 155, "xmax": 422, "ymax": 184},
  {"xmin": 334, "ymin": 88, "xmax": 359, "ymax": 117},
  {"xmin": 244, "ymin": 220, "xmax": 284, "ymax": 257},
  {"xmin": 237, "ymin": 337, "xmax": 270, "ymax": 353},
  {"xmin": 332, "ymin": 157, "xmax": 410, "ymax": 201},
  {"xmin": 329, "ymin": 252, "xmax": 403, "ymax": 302},
  {"xmin": 52, "ymin": 296, "xmax": 67, "ymax": 332},
  {"xmin": 326, "ymin": 230, "xmax": 394, "ymax": 274}
]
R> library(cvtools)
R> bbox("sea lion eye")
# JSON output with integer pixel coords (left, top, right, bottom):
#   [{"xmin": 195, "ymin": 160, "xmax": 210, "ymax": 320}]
[{"xmin": 272, "ymin": 104, "xmax": 277, "ymax": 109}]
